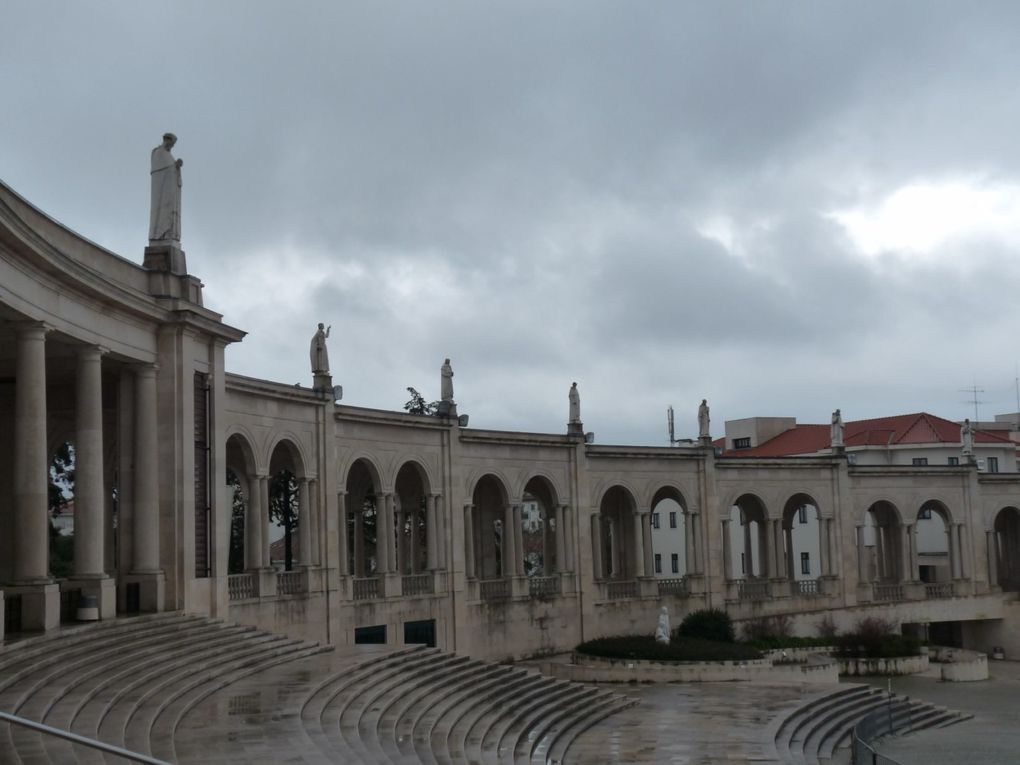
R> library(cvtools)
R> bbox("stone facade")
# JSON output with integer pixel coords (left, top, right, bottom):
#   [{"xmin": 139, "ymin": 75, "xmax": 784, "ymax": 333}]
[{"xmin": 2, "ymin": 178, "xmax": 1020, "ymax": 660}]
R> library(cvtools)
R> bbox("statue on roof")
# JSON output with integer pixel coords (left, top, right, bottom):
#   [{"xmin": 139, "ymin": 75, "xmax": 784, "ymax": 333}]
[
  {"xmin": 310, "ymin": 323, "xmax": 331, "ymax": 374},
  {"xmin": 961, "ymin": 418, "xmax": 974, "ymax": 456},
  {"xmin": 831, "ymin": 409, "xmax": 844, "ymax": 448},
  {"xmin": 698, "ymin": 399, "xmax": 710, "ymax": 439},
  {"xmin": 568, "ymin": 382, "xmax": 581, "ymax": 424},
  {"xmin": 149, "ymin": 133, "xmax": 182, "ymax": 244},
  {"xmin": 441, "ymin": 358, "xmax": 455, "ymax": 403}
]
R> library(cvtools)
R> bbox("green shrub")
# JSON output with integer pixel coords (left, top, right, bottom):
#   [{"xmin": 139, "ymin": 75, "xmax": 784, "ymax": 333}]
[
  {"xmin": 833, "ymin": 617, "xmax": 921, "ymax": 658},
  {"xmin": 675, "ymin": 609, "xmax": 735, "ymax": 643},
  {"xmin": 576, "ymin": 634, "xmax": 762, "ymax": 662},
  {"xmin": 741, "ymin": 614, "xmax": 792, "ymax": 643}
]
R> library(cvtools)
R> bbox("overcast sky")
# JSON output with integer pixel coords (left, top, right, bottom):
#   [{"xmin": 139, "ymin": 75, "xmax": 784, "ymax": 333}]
[{"xmin": 4, "ymin": 2, "xmax": 1020, "ymax": 444}]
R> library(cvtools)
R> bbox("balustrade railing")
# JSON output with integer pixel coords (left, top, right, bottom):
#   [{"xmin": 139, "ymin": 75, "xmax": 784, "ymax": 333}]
[
  {"xmin": 796, "ymin": 578, "xmax": 822, "ymax": 597},
  {"xmin": 353, "ymin": 577, "xmax": 380, "ymax": 601},
  {"xmin": 657, "ymin": 577, "xmax": 689, "ymax": 598},
  {"xmin": 277, "ymin": 570, "xmax": 305, "ymax": 595},
  {"xmin": 737, "ymin": 578, "xmax": 771, "ymax": 601},
  {"xmin": 227, "ymin": 573, "xmax": 257, "ymax": 601},
  {"xmin": 873, "ymin": 582, "xmax": 904, "ymax": 601},
  {"xmin": 402, "ymin": 573, "xmax": 435, "ymax": 597},
  {"xmin": 924, "ymin": 582, "xmax": 953, "ymax": 599},
  {"xmin": 529, "ymin": 576, "xmax": 561, "ymax": 599},
  {"xmin": 480, "ymin": 578, "xmax": 510, "ymax": 601},
  {"xmin": 606, "ymin": 580, "xmax": 637, "ymax": 600}
]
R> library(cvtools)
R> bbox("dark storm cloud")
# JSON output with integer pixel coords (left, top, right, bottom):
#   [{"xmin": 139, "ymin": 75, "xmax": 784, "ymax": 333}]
[{"xmin": 5, "ymin": 1, "xmax": 1020, "ymax": 444}]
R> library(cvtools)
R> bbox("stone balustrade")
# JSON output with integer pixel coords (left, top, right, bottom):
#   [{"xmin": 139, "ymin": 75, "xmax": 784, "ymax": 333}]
[
  {"xmin": 227, "ymin": 573, "xmax": 257, "ymax": 601},
  {"xmin": 737, "ymin": 579, "xmax": 771, "ymax": 601},
  {"xmin": 657, "ymin": 577, "xmax": 689, "ymax": 598},
  {"xmin": 606, "ymin": 580, "xmax": 638, "ymax": 600},
  {"xmin": 353, "ymin": 577, "xmax": 380, "ymax": 601},
  {"xmin": 401, "ymin": 573, "xmax": 435, "ymax": 597},
  {"xmin": 924, "ymin": 582, "xmax": 953, "ymax": 599},
  {"xmin": 479, "ymin": 577, "xmax": 510, "ymax": 601},
  {"xmin": 873, "ymin": 582, "xmax": 904, "ymax": 601},
  {"xmin": 528, "ymin": 575, "xmax": 561, "ymax": 599},
  {"xmin": 277, "ymin": 570, "xmax": 305, "ymax": 595}
]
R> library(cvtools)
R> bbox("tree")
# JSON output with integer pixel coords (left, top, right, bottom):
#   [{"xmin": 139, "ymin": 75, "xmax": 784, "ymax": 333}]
[
  {"xmin": 269, "ymin": 470, "xmax": 299, "ymax": 570},
  {"xmin": 226, "ymin": 470, "xmax": 246, "ymax": 574},
  {"xmin": 404, "ymin": 387, "xmax": 439, "ymax": 416},
  {"xmin": 49, "ymin": 442, "xmax": 75, "ymax": 578}
]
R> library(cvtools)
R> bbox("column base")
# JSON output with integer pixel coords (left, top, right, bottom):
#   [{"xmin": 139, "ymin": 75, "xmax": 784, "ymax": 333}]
[
  {"xmin": 121, "ymin": 571, "xmax": 166, "ymax": 613},
  {"xmin": 66, "ymin": 576, "xmax": 117, "ymax": 620},
  {"xmin": 4, "ymin": 583, "xmax": 60, "ymax": 631},
  {"xmin": 381, "ymin": 572, "xmax": 403, "ymax": 598},
  {"xmin": 257, "ymin": 567, "xmax": 278, "ymax": 598}
]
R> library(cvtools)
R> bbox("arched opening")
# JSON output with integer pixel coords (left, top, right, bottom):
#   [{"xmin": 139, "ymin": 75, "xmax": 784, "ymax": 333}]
[
  {"xmin": 781, "ymin": 493, "xmax": 823, "ymax": 583},
  {"xmin": 860, "ymin": 501, "xmax": 904, "ymax": 583},
  {"xmin": 596, "ymin": 486, "xmax": 640, "ymax": 580},
  {"xmin": 48, "ymin": 441, "xmax": 75, "ymax": 579},
  {"xmin": 345, "ymin": 459, "xmax": 381, "ymax": 577},
  {"xmin": 728, "ymin": 494, "xmax": 769, "ymax": 579},
  {"xmin": 522, "ymin": 476, "xmax": 559, "ymax": 576},
  {"xmin": 395, "ymin": 462, "xmax": 430, "ymax": 574},
  {"xmin": 915, "ymin": 501, "xmax": 951, "ymax": 583},
  {"xmin": 994, "ymin": 507, "xmax": 1020, "ymax": 591},
  {"xmin": 267, "ymin": 440, "xmax": 305, "ymax": 571},
  {"xmin": 650, "ymin": 486, "xmax": 688, "ymax": 578},
  {"xmin": 226, "ymin": 433, "xmax": 259, "ymax": 572},
  {"xmin": 469, "ymin": 475, "xmax": 511, "ymax": 579}
]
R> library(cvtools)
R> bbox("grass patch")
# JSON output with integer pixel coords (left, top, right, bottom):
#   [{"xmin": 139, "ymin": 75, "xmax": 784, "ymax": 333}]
[{"xmin": 577, "ymin": 635, "xmax": 762, "ymax": 662}]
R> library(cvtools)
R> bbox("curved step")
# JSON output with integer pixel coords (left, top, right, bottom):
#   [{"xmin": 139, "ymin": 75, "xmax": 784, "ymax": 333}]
[{"xmin": 545, "ymin": 693, "xmax": 638, "ymax": 765}]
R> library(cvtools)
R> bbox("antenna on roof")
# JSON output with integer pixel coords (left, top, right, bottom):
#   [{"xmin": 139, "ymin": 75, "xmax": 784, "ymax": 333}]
[
  {"xmin": 667, "ymin": 405, "xmax": 675, "ymax": 446},
  {"xmin": 959, "ymin": 383, "xmax": 984, "ymax": 423}
]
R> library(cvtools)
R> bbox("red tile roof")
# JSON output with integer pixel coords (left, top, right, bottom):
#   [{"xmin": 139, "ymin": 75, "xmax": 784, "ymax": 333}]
[{"xmin": 723, "ymin": 412, "xmax": 1013, "ymax": 457}]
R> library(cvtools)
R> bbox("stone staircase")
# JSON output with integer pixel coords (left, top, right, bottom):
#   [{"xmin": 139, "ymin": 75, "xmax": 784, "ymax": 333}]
[
  {"xmin": 0, "ymin": 613, "xmax": 329, "ymax": 764},
  {"xmin": 772, "ymin": 684, "xmax": 972, "ymax": 764},
  {"xmin": 297, "ymin": 644, "xmax": 638, "ymax": 764},
  {"xmin": 0, "ymin": 616, "xmax": 636, "ymax": 764}
]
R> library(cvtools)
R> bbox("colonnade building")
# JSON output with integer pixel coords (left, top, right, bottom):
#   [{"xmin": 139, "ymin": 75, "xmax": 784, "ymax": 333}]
[{"xmin": 2, "ymin": 178, "xmax": 1020, "ymax": 659}]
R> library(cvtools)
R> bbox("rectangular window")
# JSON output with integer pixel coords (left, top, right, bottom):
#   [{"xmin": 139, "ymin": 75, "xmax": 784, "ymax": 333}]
[
  {"xmin": 652, "ymin": 513, "xmax": 660, "ymax": 529},
  {"xmin": 669, "ymin": 511, "xmax": 677, "ymax": 528},
  {"xmin": 654, "ymin": 553, "xmax": 662, "ymax": 574},
  {"xmin": 988, "ymin": 457, "xmax": 1000, "ymax": 473},
  {"xmin": 948, "ymin": 456, "xmax": 959, "ymax": 466},
  {"xmin": 798, "ymin": 506, "xmax": 807, "ymax": 524},
  {"xmin": 912, "ymin": 457, "xmax": 928, "ymax": 466},
  {"xmin": 734, "ymin": 437, "xmax": 751, "ymax": 449},
  {"xmin": 671, "ymin": 553, "xmax": 679, "ymax": 574},
  {"xmin": 800, "ymin": 552, "xmax": 810, "ymax": 575}
]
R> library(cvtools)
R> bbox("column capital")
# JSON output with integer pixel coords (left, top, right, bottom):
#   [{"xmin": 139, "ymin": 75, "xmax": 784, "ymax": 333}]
[
  {"xmin": 135, "ymin": 362, "xmax": 159, "ymax": 378},
  {"xmin": 15, "ymin": 320, "xmax": 51, "ymax": 338},
  {"xmin": 77, "ymin": 343, "xmax": 110, "ymax": 359}
]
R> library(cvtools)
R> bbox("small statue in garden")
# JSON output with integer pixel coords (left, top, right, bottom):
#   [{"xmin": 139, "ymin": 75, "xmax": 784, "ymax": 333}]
[{"xmin": 654, "ymin": 607, "xmax": 671, "ymax": 644}]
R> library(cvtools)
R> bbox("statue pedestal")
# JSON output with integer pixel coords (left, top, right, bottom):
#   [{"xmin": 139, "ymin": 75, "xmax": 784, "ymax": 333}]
[
  {"xmin": 313, "ymin": 373, "xmax": 333, "ymax": 394},
  {"xmin": 698, "ymin": 435, "xmax": 713, "ymax": 447},
  {"xmin": 437, "ymin": 400, "xmax": 458, "ymax": 419},
  {"xmin": 143, "ymin": 244, "xmax": 203, "ymax": 305},
  {"xmin": 567, "ymin": 421, "xmax": 584, "ymax": 437},
  {"xmin": 144, "ymin": 243, "xmax": 188, "ymax": 274}
]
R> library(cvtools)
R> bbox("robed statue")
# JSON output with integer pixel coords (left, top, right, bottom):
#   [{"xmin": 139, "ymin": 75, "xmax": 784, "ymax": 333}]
[
  {"xmin": 698, "ymin": 399, "xmax": 711, "ymax": 439},
  {"xmin": 831, "ymin": 409, "xmax": 844, "ymax": 448},
  {"xmin": 149, "ymin": 133, "xmax": 182, "ymax": 244},
  {"xmin": 310, "ymin": 323, "xmax": 331, "ymax": 374},
  {"xmin": 441, "ymin": 358, "xmax": 455, "ymax": 403},
  {"xmin": 568, "ymin": 382, "xmax": 581, "ymax": 424}
]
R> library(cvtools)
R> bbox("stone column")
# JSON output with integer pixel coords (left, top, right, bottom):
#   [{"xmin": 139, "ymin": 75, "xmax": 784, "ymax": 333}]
[
  {"xmin": 337, "ymin": 491, "xmax": 349, "ymax": 575},
  {"xmin": 463, "ymin": 503, "xmax": 475, "ymax": 578},
  {"xmin": 132, "ymin": 365, "xmax": 160, "ymax": 573},
  {"xmin": 769, "ymin": 520, "xmax": 783, "ymax": 579},
  {"xmin": 259, "ymin": 476, "xmax": 271, "ymax": 568},
  {"xmin": 591, "ymin": 513, "xmax": 603, "ymax": 579},
  {"xmin": 410, "ymin": 503, "xmax": 421, "ymax": 573},
  {"xmin": 377, "ymin": 493, "xmax": 392, "ymax": 574},
  {"xmin": 513, "ymin": 504, "xmax": 525, "ymax": 575},
  {"xmin": 856, "ymin": 525, "xmax": 868, "ymax": 581},
  {"xmin": 426, "ymin": 495, "xmax": 439, "ymax": 570},
  {"xmin": 956, "ymin": 524, "xmax": 969, "ymax": 579},
  {"xmin": 743, "ymin": 522, "xmax": 754, "ymax": 577},
  {"xmin": 907, "ymin": 523, "xmax": 919, "ymax": 580},
  {"xmin": 13, "ymin": 323, "xmax": 50, "ymax": 583},
  {"xmin": 354, "ymin": 504, "xmax": 365, "ymax": 576},
  {"xmin": 818, "ymin": 518, "xmax": 830, "ymax": 577},
  {"xmin": 641, "ymin": 512, "xmax": 654, "ymax": 577},
  {"xmin": 683, "ymin": 513, "xmax": 696, "ymax": 575},
  {"xmin": 246, "ymin": 475, "xmax": 262, "ymax": 570},
  {"xmin": 875, "ymin": 525, "xmax": 887, "ymax": 579},
  {"xmin": 74, "ymin": 345, "xmax": 106, "ymax": 577},
  {"xmin": 986, "ymin": 529, "xmax": 998, "ymax": 586},
  {"xmin": 784, "ymin": 526, "xmax": 795, "ymax": 579},
  {"xmin": 721, "ymin": 519, "xmax": 732, "ymax": 580},
  {"xmin": 633, "ymin": 512, "xmax": 645, "ymax": 579},
  {"xmin": 899, "ymin": 524, "xmax": 912, "ymax": 582},
  {"xmin": 554, "ymin": 504, "xmax": 566, "ymax": 573},
  {"xmin": 564, "ymin": 505, "xmax": 575, "ymax": 572},
  {"xmin": 298, "ymin": 478, "xmax": 311, "ymax": 567},
  {"xmin": 502, "ymin": 504, "xmax": 515, "ymax": 577},
  {"xmin": 609, "ymin": 518, "xmax": 621, "ymax": 576}
]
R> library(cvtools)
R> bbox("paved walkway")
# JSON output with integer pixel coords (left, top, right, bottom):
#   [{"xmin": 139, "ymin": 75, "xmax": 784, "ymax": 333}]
[
  {"xmin": 567, "ymin": 681, "xmax": 828, "ymax": 764},
  {"xmin": 859, "ymin": 660, "xmax": 1020, "ymax": 765}
]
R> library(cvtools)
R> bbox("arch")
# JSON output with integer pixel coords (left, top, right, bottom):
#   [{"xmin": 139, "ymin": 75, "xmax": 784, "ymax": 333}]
[
  {"xmin": 993, "ymin": 507, "xmax": 1020, "ymax": 591},
  {"xmin": 268, "ymin": 437, "xmax": 306, "ymax": 478},
  {"xmin": 859, "ymin": 500, "xmax": 905, "ymax": 583},
  {"xmin": 394, "ymin": 460, "xmax": 431, "ymax": 574},
  {"xmin": 650, "ymin": 485, "xmax": 689, "ymax": 578},
  {"xmin": 592, "ymin": 479, "xmax": 642, "ymax": 513},
  {"xmin": 388, "ymin": 455, "xmax": 436, "ymax": 495},
  {"xmin": 780, "ymin": 492, "xmax": 823, "ymax": 582},
  {"xmin": 595, "ymin": 485, "xmax": 642, "ymax": 580},
  {"xmin": 264, "ymin": 430, "xmax": 311, "ymax": 478},
  {"xmin": 521, "ymin": 474, "xmax": 559, "ymax": 576},
  {"xmin": 469, "ymin": 474, "xmax": 514, "ymax": 579},
  {"xmin": 225, "ymin": 431, "xmax": 258, "ymax": 478},
  {"xmin": 225, "ymin": 467, "xmax": 246, "ymax": 575},
  {"xmin": 517, "ymin": 470, "xmax": 563, "ymax": 508},
  {"xmin": 345, "ymin": 457, "xmax": 385, "ymax": 577},
  {"xmin": 727, "ymin": 493, "xmax": 770, "ymax": 579},
  {"xmin": 913, "ymin": 500, "xmax": 951, "ymax": 583}
]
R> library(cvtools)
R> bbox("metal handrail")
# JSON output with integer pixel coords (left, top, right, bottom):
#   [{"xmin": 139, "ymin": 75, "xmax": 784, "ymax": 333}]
[{"xmin": 0, "ymin": 711, "xmax": 171, "ymax": 765}]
